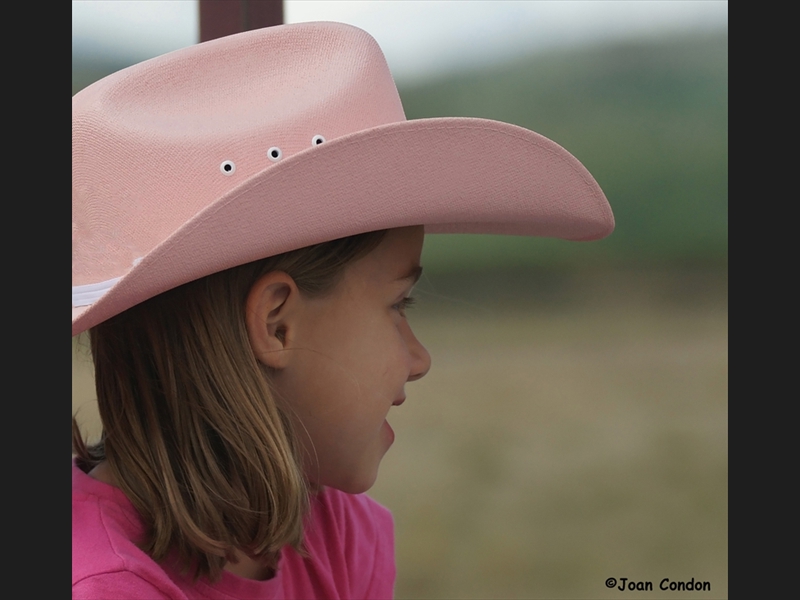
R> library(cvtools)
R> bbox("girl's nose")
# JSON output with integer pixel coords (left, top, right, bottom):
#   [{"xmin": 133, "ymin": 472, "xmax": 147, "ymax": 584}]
[{"xmin": 407, "ymin": 332, "xmax": 431, "ymax": 382}]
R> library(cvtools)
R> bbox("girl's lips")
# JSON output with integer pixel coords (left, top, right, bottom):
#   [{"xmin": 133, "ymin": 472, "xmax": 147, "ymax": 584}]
[{"xmin": 392, "ymin": 397, "xmax": 406, "ymax": 406}]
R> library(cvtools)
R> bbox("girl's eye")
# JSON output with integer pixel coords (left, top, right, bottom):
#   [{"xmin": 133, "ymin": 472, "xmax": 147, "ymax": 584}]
[{"xmin": 394, "ymin": 296, "xmax": 416, "ymax": 315}]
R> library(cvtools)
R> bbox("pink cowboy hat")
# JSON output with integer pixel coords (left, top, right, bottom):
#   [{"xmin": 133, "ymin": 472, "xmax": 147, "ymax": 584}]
[{"xmin": 72, "ymin": 21, "xmax": 614, "ymax": 336}]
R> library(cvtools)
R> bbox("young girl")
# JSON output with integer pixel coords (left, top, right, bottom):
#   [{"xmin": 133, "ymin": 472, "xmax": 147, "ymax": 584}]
[{"xmin": 72, "ymin": 22, "xmax": 613, "ymax": 599}]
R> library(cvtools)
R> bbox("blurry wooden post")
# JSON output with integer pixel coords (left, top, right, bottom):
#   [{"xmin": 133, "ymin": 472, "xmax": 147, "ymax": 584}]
[{"xmin": 199, "ymin": 0, "xmax": 283, "ymax": 42}]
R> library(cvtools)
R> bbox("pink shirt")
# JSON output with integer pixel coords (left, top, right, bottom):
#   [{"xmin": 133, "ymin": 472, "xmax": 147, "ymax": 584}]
[{"xmin": 72, "ymin": 461, "xmax": 395, "ymax": 599}]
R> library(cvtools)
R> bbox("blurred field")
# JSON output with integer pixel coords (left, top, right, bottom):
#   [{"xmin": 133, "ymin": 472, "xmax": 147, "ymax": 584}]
[{"xmin": 72, "ymin": 270, "xmax": 727, "ymax": 599}]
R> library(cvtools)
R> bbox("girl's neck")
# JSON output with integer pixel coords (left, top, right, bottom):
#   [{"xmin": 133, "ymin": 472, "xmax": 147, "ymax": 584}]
[
  {"xmin": 224, "ymin": 550, "xmax": 278, "ymax": 581},
  {"xmin": 87, "ymin": 460, "xmax": 115, "ymax": 485},
  {"xmin": 87, "ymin": 460, "xmax": 278, "ymax": 581}
]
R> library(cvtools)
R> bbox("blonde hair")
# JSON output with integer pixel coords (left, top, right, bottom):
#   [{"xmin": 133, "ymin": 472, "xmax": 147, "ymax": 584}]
[{"xmin": 72, "ymin": 230, "xmax": 387, "ymax": 581}]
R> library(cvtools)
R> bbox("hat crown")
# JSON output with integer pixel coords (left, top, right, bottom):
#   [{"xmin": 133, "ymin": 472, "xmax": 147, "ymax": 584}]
[{"xmin": 72, "ymin": 22, "xmax": 405, "ymax": 286}]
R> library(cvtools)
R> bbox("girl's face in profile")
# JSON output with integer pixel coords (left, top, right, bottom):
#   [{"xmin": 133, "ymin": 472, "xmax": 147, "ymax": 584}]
[{"xmin": 264, "ymin": 226, "xmax": 431, "ymax": 494}]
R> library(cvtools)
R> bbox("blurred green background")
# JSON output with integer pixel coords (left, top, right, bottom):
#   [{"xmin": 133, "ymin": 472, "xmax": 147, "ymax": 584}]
[
  {"xmin": 73, "ymin": 24, "xmax": 727, "ymax": 600},
  {"xmin": 407, "ymin": 31, "xmax": 727, "ymax": 276}
]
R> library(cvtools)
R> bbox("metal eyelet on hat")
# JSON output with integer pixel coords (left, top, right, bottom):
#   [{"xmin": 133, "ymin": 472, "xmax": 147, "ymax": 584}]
[
  {"xmin": 267, "ymin": 147, "xmax": 283, "ymax": 162},
  {"xmin": 312, "ymin": 134, "xmax": 326, "ymax": 146},
  {"xmin": 220, "ymin": 160, "xmax": 236, "ymax": 175}
]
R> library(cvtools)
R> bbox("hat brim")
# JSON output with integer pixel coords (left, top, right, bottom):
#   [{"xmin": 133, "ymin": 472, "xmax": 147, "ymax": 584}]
[{"xmin": 72, "ymin": 117, "xmax": 613, "ymax": 336}]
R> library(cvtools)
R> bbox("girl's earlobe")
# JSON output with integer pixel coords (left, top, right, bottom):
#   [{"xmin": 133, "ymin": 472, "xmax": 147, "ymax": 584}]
[{"xmin": 244, "ymin": 272, "xmax": 296, "ymax": 370}]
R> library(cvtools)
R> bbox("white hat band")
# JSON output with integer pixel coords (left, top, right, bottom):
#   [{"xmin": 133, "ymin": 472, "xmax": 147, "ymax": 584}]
[{"xmin": 72, "ymin": 277, "xmax": 121, "ymax": 307}]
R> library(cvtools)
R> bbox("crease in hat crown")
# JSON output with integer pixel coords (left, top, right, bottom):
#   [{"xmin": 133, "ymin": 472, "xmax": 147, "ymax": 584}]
[
  {"xmin": 72, "ymin": 22, "xmax": 405, "ymax": 293},
  {"xmin": 72, "ymin": 21, "xmax": 614, "ymax": 336}
]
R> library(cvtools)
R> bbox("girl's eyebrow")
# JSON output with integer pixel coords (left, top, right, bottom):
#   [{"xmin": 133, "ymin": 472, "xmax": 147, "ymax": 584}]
[{"xmin": 396, "ymin": 265, "xmax": 423, "ymax": 284}]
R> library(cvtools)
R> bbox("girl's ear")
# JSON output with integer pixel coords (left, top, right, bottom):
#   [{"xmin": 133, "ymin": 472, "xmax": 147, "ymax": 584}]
[{"xmin": 245, "ymin": 271, "xmax": 298, "ymax": 370}]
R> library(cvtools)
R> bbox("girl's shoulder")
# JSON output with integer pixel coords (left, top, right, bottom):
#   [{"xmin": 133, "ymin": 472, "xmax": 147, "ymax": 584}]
[
  {"xmin": 72, "ymin": 461, "xmax": 395, "ymax": 599},
  {"xmin": 72, "ymin": 461, "xmax": 188, "ymax": 599}
]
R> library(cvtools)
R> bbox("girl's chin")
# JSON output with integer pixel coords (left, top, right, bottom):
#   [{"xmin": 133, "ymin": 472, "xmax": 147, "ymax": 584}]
[
  {"xmin": 307, "ymin": 460, "xmax": 385, "ymax": 495},
  {"xmin": 383, "ymin": 419, "xmax": 395, "ymax": 445}
]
